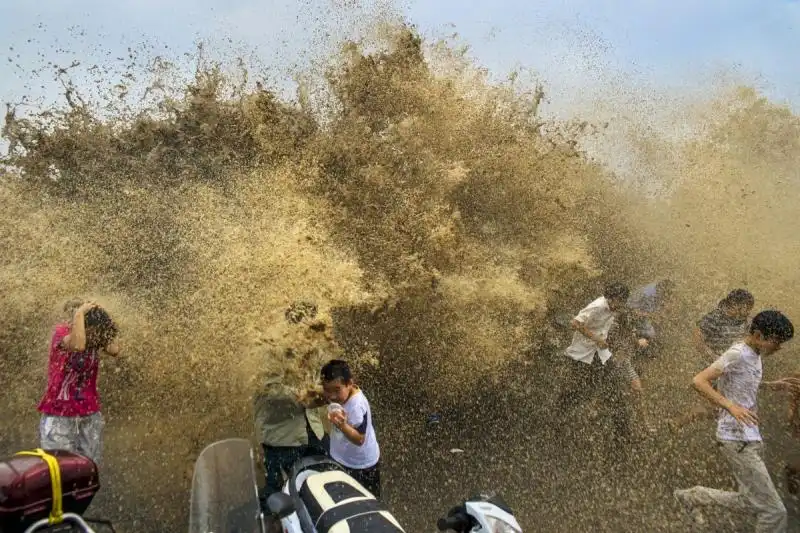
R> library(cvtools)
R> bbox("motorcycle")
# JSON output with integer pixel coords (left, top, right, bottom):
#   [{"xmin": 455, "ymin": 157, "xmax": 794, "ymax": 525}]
[
  {"xmin": 1, "ymin": 440, "xmax": 524, "ymax": 533},
  {"xmin": 188, "ymin": 439, "xmax": 523, "ymax": 533},
  {"xmin": 436, "ymin": 493, "xmax": 522, "ymax": 533},
  {"xmin": 264, "ymin": 455, "xmax": 405, "ymax": 533}
]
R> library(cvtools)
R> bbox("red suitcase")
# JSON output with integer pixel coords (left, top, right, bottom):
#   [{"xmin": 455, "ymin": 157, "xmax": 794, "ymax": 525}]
[{"xmin": 0, "ymin": 449, "xmax": 100, "ymax": 533}]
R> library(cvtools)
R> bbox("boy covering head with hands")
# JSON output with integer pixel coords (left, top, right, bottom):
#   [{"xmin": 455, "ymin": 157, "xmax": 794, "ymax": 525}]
[{"xmin": 38, "ymin": 300, "xmax": 120, "ymax": 465}]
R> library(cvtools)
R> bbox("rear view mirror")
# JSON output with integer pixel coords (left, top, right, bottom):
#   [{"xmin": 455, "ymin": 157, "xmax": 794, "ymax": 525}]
[{"xmin": 266, "ymin": 492, "xmax": 295, "ymax": 519}]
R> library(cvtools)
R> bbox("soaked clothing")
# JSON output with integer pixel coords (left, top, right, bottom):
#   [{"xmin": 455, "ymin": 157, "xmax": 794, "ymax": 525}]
[
  {"xmin": 697, "ymin": 306, "xmax": 750, "ymax": 357},
  {"xmin": 675, "ymin": 343, "xmax": 784, "ymax": 532},
  {"xmin": 712, "ymin": 343, "xmax": 763, "ymax": 442},
  {"xmin": 677, "ymin": 442, "xmax": 787, "ymax": 533},
  {"xmin": 261, "ymin": 428, "xmax": 326, "ymax": 494},
  {"xmin": 38, "ymin": 323, "xmax": 101, "ymax": 417},
  {"xmin": 627, "ymin": 282, "xmax": 664, "ymax": 340},
  {"xmin": 565, "ymin": 296, "xmax": 615, "ymax": 364},
  {"xmin": 607, "ymin": 310, "xmax": 641, "ymax": 384},
  {"xmin": 253, "ymin": 376, "xmax": 327, "ymax": 493},
  {"xmin": 39, "ymin": 412, "xmax": 105, "ymax": 465},
  {"xmin": 329, "ymin": 389, "xmax": 380, "ymax": 470},
  {"xmin": 627, "ymin": 282, "xmax": 662, "ymax": 315},
  {"xmin": 37, "ymin": 323, "xmax": 106, "ymax": 464},
  {"xmin": 556, "ymin": 357, "xmax": 632, "ymax": 441},
  {"xmin": 253, "ymin": 377, "xmax": 325, "ymax": 447},
  {"xmin": 616, "ymin": 358, "xmax": 640, "ymax": 383}
]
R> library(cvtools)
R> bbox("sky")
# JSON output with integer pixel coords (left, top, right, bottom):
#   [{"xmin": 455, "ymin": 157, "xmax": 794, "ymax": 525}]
[{"xmin": 0, "ymin": 0, "xmax": 799, "ymax": 122}]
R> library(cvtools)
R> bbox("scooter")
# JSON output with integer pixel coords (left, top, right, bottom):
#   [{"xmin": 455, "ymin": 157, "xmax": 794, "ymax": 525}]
[
  {"xmin": 264, "ymin": 455, "xmax": 523, "ymax": 533},
  {"xmin": 188, "ymin": 439, "xmax": 522, "ymax": 533},
  {"xmin": 264, "ymin": 455, "xmax": 405, "ymax": 533}
]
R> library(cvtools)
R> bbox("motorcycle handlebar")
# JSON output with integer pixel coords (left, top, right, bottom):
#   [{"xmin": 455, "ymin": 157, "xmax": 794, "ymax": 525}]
[{"xmin": 437, "ymin": 513, "xmax": 470, "ymax": 532}]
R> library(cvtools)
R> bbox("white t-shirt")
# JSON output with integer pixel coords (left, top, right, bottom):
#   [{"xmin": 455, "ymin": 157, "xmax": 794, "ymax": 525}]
[
  {"xmin": 712, "ymin": 342, "xmax": 763, "ymax": 442},
  {"xmin": 565, "ymin": 296, "xmax": 616, "ymax": 365},
  {"xmin": 330, "ymin": 389, "xmax": 380, "ymax": 469}
]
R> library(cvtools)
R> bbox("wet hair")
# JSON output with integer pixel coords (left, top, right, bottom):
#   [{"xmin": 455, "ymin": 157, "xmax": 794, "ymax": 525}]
[
  {"xmin": 321, "ymin": 359, "xmax": 353, "ymax": 384},
  {"xmin": 721, "ymin": 289, "xmax": 754, "ymax": 309},
  {"xmin": 603, "ymin": 282, "xmax": 630, "ymax": 302},
  {"xmin": 83, "ymin": 307, "xmax": 119, "ymax": 349},
  {"xmin": 750, "ymin": 310, "xmax": 794, "ymax": 343}
]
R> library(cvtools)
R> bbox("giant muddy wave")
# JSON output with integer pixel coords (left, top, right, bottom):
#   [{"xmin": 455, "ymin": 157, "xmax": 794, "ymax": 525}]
[{"xmin": 2, "ymin": 15, "xmax": 800, "ymax": 533}]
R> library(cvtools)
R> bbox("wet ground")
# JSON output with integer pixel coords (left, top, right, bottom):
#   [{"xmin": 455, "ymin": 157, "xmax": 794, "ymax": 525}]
[{"xmin": 2, "ymin": 345, "xmax": 799, "ymax": 533}]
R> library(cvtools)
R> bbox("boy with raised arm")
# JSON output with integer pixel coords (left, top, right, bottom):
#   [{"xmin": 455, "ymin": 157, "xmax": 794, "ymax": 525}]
[{"xmin": 37, "ymin": 301, "xmax": 120, "ymax": 466}]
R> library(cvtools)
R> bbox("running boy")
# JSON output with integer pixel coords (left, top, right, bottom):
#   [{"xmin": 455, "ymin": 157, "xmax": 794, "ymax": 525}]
[
  {"xmin": 321, "ymin": 359, "xmax": 381, "ymax": 498},
  {"xmin": 37, "ymin": 301, "xmax": 120, "ymax": 465},
  {"xmin": 674, "ymin": 310, "xmax": 799, "ymax": 532}
]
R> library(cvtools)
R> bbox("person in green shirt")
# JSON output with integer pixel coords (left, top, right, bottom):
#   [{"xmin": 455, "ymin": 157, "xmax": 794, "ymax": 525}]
[{"xmin": 254, "ymin": 372, "xmax": 328, "ymax": 493}]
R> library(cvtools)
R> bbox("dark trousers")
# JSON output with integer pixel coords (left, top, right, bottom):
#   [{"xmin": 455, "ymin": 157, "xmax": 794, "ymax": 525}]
[
  {"xmin": 556, "ymin": 356, "xmax": 632, "ymax": 441},
  {"xmin": 345, "ymin": 462, "xmax": 381, "ymax": 499},
  {"xmin": 262, "ymin": 429, "xmax": 326, "ymax": 494}
]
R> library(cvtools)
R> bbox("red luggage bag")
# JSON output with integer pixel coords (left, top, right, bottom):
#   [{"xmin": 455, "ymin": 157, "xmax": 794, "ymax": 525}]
[{"xmin": 0, "ymin": 449, "xmax": 100, "ymax": 533}]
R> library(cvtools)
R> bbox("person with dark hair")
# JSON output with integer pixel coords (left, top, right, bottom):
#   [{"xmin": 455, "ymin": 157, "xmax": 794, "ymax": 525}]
[
  {"xmin": 37, "ymin": 301, "xmax": 120, "ymax": 465},
  {"xmin": 674, "ymin": 310, "xmax": 800, "ymax": 532},
  {"xmin": 695, "ymin": 289, "xmax": 756, "ymax": 360},
  {"xmin": 556, "ymin": 282, "xmax": 632, "ymax": 442},
  {"xmin": 671, "ymin": 289, "xmax": 756, "ymax": 430},
  {"xmin": 321, "ymin": 359, "xmax": 382, "ymax": 498},
  {"xmin": 564, "ymin": 281, "xmax": 630, "ymax": 365}
]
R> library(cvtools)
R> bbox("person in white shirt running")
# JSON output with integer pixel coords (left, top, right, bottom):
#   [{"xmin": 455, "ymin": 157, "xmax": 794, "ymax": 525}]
[
  {"xmin": 556, "ymin": 281, "xmax": 632, "ymax": 443},
  {"xmin": 321, "ymin": 359, "xmax": 382, "ymax": 498},
  {"xmin": 674, "ymin": 310, "xmax": 800, "ymax": 532}
]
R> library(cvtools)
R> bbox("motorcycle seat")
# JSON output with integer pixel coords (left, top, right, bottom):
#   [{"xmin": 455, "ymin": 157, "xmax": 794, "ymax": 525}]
[{"xmin": 298, "ymin": 470, "xmax": 404, "ymax": 533}]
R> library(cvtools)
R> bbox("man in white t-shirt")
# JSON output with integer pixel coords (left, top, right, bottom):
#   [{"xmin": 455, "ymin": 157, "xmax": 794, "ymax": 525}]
[
  {"xmin": 674, "ymin": 310, "xmax": 800, "ymax": 533},
  {"xmin": 321, "ymin": 359, "xmax": 382, "ymax": 498},
  {"xmin": 557, "ymin": 282, "xmax": 632, "ymax": 442}
]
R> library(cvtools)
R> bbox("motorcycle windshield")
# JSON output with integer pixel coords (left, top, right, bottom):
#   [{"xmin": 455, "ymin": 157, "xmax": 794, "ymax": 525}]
[{"xmin": 188, "ymin": 438, "xmax": 265, "ymax": 533}]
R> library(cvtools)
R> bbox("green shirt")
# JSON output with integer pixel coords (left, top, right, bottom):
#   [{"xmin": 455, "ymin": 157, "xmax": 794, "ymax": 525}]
[{"xmin": 253, "ymin": 376, "xmax": 325, "ymax": 447}]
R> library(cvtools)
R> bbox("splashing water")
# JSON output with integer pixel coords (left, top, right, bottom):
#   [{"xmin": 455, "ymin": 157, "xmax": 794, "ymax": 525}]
[{"xmin": 2, "ymin": 11, "xmax": 800, "ymax": 533}]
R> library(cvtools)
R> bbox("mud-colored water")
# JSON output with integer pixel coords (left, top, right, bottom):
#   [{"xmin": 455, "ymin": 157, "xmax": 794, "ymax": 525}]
[{"xmin": 2, "ymin": 9, "xmax": 800, "ymax": 533}]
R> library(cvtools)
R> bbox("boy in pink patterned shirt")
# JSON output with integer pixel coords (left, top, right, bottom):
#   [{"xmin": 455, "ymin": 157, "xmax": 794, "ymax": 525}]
[{"xmin": 37, "ymin": 301, "xmax": 120, "ymax": 465}]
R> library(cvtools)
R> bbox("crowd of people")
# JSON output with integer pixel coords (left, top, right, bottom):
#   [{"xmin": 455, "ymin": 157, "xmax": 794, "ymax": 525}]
[
  {"xmin": 31, "ymin": 279, "xmax": 800, "ymax": 532},
  {"xmin": 561, "ymin": 280, "xmax": 800, "ymax": 532}
]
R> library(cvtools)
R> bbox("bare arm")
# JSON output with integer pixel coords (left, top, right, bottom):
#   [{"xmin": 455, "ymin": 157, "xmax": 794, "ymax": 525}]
[
  {"xmin": 103, "ymin": 342, "xmax": 121, "ymax": 357},
  {"xmin": 570, "ymin": 319, "xmax": 607, "ymax": 349},
  {"xmin": 329, "ymin": 411, "xmax": 366, "ymax": 446},
  {"xmin": 61, "ymin": 303, "xmax": 95, "ymax": 352},
  {"xmin": 692, "ymin": 364, "xmax": 758, "ymax": 426},
  {"xmin": 692, "ymin": 326, "xmax": 718, "ymax": 360}
]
